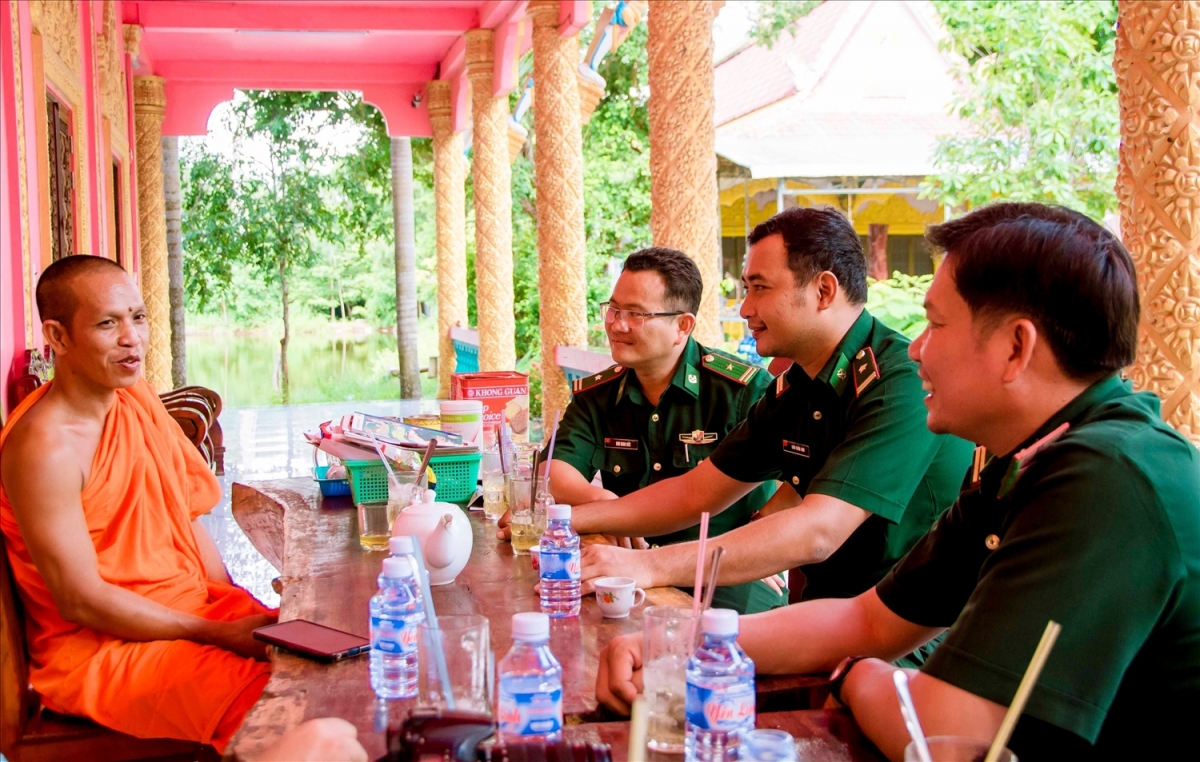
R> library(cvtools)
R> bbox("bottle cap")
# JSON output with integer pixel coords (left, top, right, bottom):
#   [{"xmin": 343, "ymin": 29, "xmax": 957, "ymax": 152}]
[
  {"xmin": 382, "ymin": 556, "xmax": 413, "ymax": 579},
  {"xmin": 389, "ymin": 536, "xmax": 415, "ymax": 556},
  {"xmin": 701, "ymin": 608, "xmax": 739, "ymax": 637},
  {"xmin": 511, "ymin": 612, "xmax": 550, "ymax": 641},
  {"xmin": 548, "ymin": 504, "xmax": 571, "ymax": 521}
]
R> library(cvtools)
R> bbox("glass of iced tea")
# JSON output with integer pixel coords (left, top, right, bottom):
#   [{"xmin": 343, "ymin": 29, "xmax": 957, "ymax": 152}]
[{"xmin": 643, "ymin": 605, "xmax": 699, "ymax": 753}]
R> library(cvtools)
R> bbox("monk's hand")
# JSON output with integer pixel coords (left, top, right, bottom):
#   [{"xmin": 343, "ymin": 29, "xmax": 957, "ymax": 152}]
[
  {"xmin": 256, "ymin": 718, "xmax": 368, "ymax": 762},
  {"xmin": 209, "ymin": 612, "xmax": 278, "ymax": 660},
  {"xmin": 596, "ymin": 633, "xmax": 644, "ymax": 716},
  {"xmin": 495, "ymin": 509, "xmax": 512, "ymax": 541},
  {"xmin": 581, "ymin": 544, "xmax": 652, "ymax": 597}
]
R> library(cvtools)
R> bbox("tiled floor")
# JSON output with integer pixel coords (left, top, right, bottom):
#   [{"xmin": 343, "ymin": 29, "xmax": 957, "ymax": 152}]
[{"xmin": 200, "ymin": 399, "xmax": 438, "ymax": 607}]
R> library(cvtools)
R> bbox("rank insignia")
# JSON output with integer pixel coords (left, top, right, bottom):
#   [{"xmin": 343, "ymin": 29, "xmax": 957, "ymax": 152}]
[
  {"xmin": 701, "ymin": 349, "xmax": 760, "ymax": 385},
  {"xmin": 969, "ymin": 445, "xmax": 990, "ymax": 488},
  {"xmin": 997, "ymin": 422, "xmax": 1070, "ymax": 499},
  {"xmin": 572, "ymin": 364, "xmax": 626, "ymax": 394},
  {"xmin": 852, "ymin": 347, "xmax": 881, "ymax": 397},
  {"xmin": 776, "ymin": 369, "xmax": 791, "ymax": 397},
  {"xmin": 603, "ymin": 437, "xmax": 639, "ymax": 451},
  {"xmin": 687, "ymin": 373, "xmax": 698, "ymax": 384},
  {"xmin": 679, "ymin": 430, "xmax": 718, "ymax": 445},
  {"xmin": 782, "ymin": 440, "xmax": 810, "ymax": 457}
]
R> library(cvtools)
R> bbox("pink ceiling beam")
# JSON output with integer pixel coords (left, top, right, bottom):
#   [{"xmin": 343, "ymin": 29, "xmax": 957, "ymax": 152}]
[
  {"xmin": 154, "ymin": 60, "xmax": 437, "ymax": 86},
  {"xmin": 558, "ymin": 0, "xmax": 589, "ymax": 35},
  {"xmin": 125, "ymin": 1, "xmax": 480, "ymax": 34}
]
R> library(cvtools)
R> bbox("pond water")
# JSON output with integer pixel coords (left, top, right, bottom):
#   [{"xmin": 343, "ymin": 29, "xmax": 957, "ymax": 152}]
[{"xmin": 185, "ymin": 330, "xmax": 412, "ymax": 408}]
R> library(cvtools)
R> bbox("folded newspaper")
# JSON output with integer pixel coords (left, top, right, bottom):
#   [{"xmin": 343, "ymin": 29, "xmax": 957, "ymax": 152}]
[{"xmin": 340, "ymin": 412, "xmax": 476, "ymax": 453}]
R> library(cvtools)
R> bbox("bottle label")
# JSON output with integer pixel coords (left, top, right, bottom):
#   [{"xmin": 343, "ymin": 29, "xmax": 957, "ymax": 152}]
[
  {"xmin": 498, "ymin": 686, "xmax": 563, "ymax": 737},
  {"xmin": 539, "ymin": 549, "xmax": 580, "ymax": 581},
  {"xmin": 371, "ymin": 616, "xmax": 419, "ymax": 655},
  {"xmin": 685, "ymin": 681, "xmax": 755, "ymax": 732}
]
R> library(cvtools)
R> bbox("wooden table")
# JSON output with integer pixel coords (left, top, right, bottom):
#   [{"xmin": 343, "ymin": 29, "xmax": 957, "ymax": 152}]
[{"xmin": 226, "ymin": 479, "xmax": 846, "ymax": 761}]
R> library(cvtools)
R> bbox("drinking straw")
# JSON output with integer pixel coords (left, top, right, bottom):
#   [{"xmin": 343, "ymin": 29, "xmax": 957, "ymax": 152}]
[
  {"xmin": 700, "ymin": 547, "xmax": 724, "ymax": 612},
  {"xmin": 892, "ymin": 670, "xmax": 932, "ymax": 762},
  {"xmin": 497, "ymin": 412, "xmax": 510, "ymax": 474},
  {"xmin": 628, "ymin": 696, "xmax": 649, "ymax": 762},
  {"xmin": 688, "ymin": 512, "xmax": 712, "ymax": 647},
  {"xmin": 368, "ymin": 433, "xmax": 398, "ymax": 482},
  {"xmin": 983, "ymin": 620, "xmax": 1062, "ymax": 762},
  {"xmin": 542, "ymin": 411, "xmax": 562, "ymax": 484},
  {"xmin": 415, "ymin": 439, "xmax": 437, "ymax": 491},
  {"xmin": 407, "ymin": 536, "xmax": 456, "ymax": 709}
]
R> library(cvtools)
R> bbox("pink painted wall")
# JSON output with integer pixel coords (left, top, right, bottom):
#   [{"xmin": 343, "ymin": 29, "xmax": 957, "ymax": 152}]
[{"xmin": 1, "ymin": 0, "xmax": 24, "ymax": 421}]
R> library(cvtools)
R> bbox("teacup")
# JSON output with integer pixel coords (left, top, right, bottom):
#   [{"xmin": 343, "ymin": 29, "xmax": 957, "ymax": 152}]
[
  {"xmin": 593, "ymin": 576, "xmax": 646, "ymax": 619},
  {"xmin": 529, "ymin": 546, "xmax": 541, "ymax": 573}
]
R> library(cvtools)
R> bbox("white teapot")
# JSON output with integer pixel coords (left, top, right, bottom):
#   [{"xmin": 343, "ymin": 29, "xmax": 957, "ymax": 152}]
[{"xmin": 391, "ymin": 489, "xmax": 473, "ymax": 585}]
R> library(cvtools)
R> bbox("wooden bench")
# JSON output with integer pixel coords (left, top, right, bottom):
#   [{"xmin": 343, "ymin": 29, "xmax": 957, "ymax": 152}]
[{"xmin": 0, "ymin": 533, "xmax": 218, "ymax": 761}]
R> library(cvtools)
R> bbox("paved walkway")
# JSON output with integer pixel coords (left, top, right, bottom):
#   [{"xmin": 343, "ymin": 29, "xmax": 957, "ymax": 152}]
[{"xmin": 200, "ymin": 399, "xmax": 438, "ymax": 607}]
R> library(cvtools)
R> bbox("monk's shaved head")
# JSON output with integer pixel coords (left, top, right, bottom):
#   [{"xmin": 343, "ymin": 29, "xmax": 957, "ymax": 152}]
[{"xmin": 36, "ymin": 255, "xmax": 130, "ymax": 328}]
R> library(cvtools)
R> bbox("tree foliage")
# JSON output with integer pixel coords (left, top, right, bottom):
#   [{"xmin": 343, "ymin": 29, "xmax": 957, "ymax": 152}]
[
  {"xmin": 747, "ymin": 0, "xmax": 823, "ymax": 48},
  {"xmin": 922, "ymin": 0, "xmax": 1119, "ymax": 219}
]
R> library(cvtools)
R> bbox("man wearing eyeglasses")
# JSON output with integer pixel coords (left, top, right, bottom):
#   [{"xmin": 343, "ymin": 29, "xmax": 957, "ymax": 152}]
[
  {"xmin": 576, "ymin": 208, "xmax": 972, "ymax": 641},
  {"xmin": 499, "ymin": 246, "xmax": 786, "ymax": 614}
]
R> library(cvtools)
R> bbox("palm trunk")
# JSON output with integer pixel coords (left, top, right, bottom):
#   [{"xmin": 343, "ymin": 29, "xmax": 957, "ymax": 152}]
[
  {"xmin": 162, "ymin": 136, "xmax": 187, "ymax": 388},
  {"xmin": 279, "ymin": 255, "xmax": 291, "ymax": 404},
  {"xmin": 391, "ymin": 137, "xmax": 421, "ymax": 398}
]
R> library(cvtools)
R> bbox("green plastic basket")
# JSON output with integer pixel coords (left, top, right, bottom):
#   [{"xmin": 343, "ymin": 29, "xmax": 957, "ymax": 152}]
[{"xmin": 344, "ymin": 451, "xmax": 481, "ymax": 504}]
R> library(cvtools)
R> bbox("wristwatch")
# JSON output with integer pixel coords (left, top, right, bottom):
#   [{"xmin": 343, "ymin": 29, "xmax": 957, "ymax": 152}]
[{"xmin": 828, "ymin": 655, "xmax": 870, "ymax": 706}]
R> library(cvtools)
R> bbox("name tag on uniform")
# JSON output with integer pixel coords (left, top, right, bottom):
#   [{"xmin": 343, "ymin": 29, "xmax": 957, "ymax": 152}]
[
  {"xmin": 604, "ymin": 437, "xmax": 638, "ymax": 451},
  {"xmin": 782, "ymin": 440, "xmax": 810, "ymax": 457}
]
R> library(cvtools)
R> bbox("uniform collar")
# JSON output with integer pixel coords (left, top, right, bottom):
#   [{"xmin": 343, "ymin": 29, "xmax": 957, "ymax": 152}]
[
  {"xmin": 814, "ymin": 308, "xmax": 874, "ymax": 397},
  {"xmin": 980, "ymin": 373, "xmax": 1129, "ymax": 489},
  {"xmin": 617, "ymin": 337, "xmax": 702, "ymax": 405}
]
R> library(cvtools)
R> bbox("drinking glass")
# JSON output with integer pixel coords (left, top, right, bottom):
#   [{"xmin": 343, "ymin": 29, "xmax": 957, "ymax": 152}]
[
  {"xmin": 417, "ymin": 615, "xmax": 492, "ymax": 716},
  {"xmin": 481, "ymin": 447, "xmax": 507, "ymax": 522},
  {"xmin": 905, "ymin": 737, "xmax": 1016, "ymax": 762},
  {"xmin": 643, "ymin": 605, "xmax": 700, "ymax": 753},
  {"xmin": 507, "ymin": 442, "xmax": 548, "ymax": 555},
  {"xmin": 357, "ymin": 501, "xmax": 391, "ymax": 551},
  {"xmin": 386, "ymin": 471, "xmax": 420, "ymax": 529}
]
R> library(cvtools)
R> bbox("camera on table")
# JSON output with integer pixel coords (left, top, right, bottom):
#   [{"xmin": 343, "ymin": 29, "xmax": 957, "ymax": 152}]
[{"xmin": 383, "ymin": 710, "xmax": 613, "ymax": 762}]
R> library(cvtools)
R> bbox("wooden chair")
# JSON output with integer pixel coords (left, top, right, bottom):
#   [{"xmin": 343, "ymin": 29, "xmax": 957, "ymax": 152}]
[{"xmin": 0, "ymin": 535, "xmax": 219, "ymax": 761}]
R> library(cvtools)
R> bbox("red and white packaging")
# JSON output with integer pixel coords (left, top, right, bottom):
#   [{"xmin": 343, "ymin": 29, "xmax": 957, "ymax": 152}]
[{"xmin": 450, "ymin": 371, "xmax": 531, "ymax": 441}]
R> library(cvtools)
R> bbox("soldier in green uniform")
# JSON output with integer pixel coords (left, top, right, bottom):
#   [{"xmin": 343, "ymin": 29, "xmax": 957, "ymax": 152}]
[
  {"xmin": 577, "ymin": 208, "xmax": 972, "ymax": 621},
  {"xmin": 499, "ymin": 247, "xmax": 786, "ymax": 614},
  {"xmin": 596, "ymin": 203, "xmax": 1200, "ymax": 760}
]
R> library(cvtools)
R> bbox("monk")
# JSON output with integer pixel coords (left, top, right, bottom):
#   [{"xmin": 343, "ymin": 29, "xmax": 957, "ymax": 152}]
[{"xmin": 0, "ymin": 256, "xmax": 276, "ymax": 752}]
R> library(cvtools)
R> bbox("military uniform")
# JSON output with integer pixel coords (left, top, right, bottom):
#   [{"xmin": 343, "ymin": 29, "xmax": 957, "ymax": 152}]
[
  {"xmin": 552, "ymin": 337, "xmax": 784, "ymax": 614},
  {"xmin": 709, "ymin": 309, "xmax": 974, "ymax": 604},
  {"xmin": 877, "ymin": 375, "xmax": 1200, "ymax": 758}
]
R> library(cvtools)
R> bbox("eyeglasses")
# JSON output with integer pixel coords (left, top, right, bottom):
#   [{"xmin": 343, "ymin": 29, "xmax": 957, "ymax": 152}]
[{"xmin": 599, "ymin": 302, "xmax": 686, "ymax": 329}]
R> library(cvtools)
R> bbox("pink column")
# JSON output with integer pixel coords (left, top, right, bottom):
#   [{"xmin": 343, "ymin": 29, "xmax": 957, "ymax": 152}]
[{"xmin": 1, "ymin": 0, "xmax": 26, "ymax": 417}]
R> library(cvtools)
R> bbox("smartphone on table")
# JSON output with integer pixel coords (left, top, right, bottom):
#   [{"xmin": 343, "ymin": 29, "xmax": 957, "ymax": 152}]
[{"xmin": 253, "ymin": 619, "xmax": 371, "ymax": 662}]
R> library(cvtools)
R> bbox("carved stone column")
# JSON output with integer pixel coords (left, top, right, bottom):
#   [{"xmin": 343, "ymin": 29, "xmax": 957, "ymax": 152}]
[
  {"xmin": 465, "ymin": 29, "xmax": 517, "ymax": 372},
  {"xmin": 428, "ymin": 81, "xmax": 469, "ymax": 398},
  {"xmin": 162, "ymin": 136, "xmax": 187, "ymax": 388},
  {"xmin": 647, "ymin": 0, "xmax": 722, "ymax": 346},
  {"xmin": 529, "ymin": 0, "xmax": 589, "ymax": 423},
  {"xmin": 133, "ymin": 76, "xmax": 172, "ymax": 392},
  {"xmin": 1116, "ymin": 1, "xmax": 1200, "ymax": 445}
]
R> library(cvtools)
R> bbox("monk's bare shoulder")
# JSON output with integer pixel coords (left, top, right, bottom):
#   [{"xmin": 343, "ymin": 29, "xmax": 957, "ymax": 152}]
[{"xmin": 1, "ymin": 397, "xmax": 89, "ymax": 498}]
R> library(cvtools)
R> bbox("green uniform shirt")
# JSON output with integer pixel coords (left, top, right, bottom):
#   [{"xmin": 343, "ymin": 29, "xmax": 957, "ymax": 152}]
[
  {"xmin": 709, "ymin": 309, "xmax": 974, "ymax": 602},
  {"xmin": 877, "ymin": 375, "xmax": 1200, "ymax": 759},
  {"xmin": 552, "ymin": 337, "xmax": 784, "ymax": 614}
]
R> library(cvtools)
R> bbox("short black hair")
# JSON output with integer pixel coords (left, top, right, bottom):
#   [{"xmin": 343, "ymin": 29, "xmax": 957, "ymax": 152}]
[
  {"xmin": 36, "ymin": 255, "xmax": 129, "ymax": 327},
  {"xmin": 621, "ymin": 247, "xmax": 703, "ymax": 314},
  {"xmin": 746, "ymin": 206, "xmax": 867, "ymax": 304},
  {"xmin": 926, "ymin": 202, "xmax": 1138, "ymax": 381}
]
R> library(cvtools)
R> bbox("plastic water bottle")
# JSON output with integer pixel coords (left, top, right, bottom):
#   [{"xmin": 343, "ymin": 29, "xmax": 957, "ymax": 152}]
[
  {"xmin": 369, "ymin": 555, "xmax": 424, "ymax": 699},
  {"xmin": 539, "ymin": 504, "xmax": 580, "ymax": 618},
  {"xmin": 685, "ymin": 609, "xmax": 756, "ymax": 762},
  {"xmin": 739, "ymin": 729, "xmax": 796, "ymax": 761},
  {"xmin": 497, "ymin": 612, "xmax": 563, "ymax": 744}
]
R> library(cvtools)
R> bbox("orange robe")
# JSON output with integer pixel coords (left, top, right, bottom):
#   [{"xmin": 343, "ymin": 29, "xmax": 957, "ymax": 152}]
[{"xmin": 0, "ymin": 379, "xmax": 272, "ymax": 751}]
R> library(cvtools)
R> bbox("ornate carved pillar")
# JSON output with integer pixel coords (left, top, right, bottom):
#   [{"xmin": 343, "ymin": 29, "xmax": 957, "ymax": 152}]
[
  {"xmin": 428, "ymin": 81, "xmax": 469, "ymax": 398},
  {"xmin": 1116, "ymin": 1, "xmax": 1200, "ymax": 445},
  {"xmin": 529, "ymin": 0, "xmax": 589, "ymax": 423},
  {"xmin": 465, "ymin": 29, "xmax": 517, "ymax": 372},
  {"xmin": 647, "ymin": 0, "xmax": 722, "ymax": 346},
  {"xmin": 133, "ymin": 75, "xmax": 171, "ymax": 392}
]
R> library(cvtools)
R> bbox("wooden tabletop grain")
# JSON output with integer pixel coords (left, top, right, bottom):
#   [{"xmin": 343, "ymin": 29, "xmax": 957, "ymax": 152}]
[{"xmin": 226, "ymin": 479, "xmax": 850, "ymax": 761}]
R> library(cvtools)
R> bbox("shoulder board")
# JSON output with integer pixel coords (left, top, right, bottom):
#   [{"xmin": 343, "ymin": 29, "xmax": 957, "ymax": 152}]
[
  {"xmin": 852, "ymin": 347, "xmax": 882, "ymax": 397},
  {"xmin": 700, "ymin": 350, "xmax": 760, "ymax": 386},
  {"xmin": 572, "ymin": 364, "xmax": 626, "ymax": 394},
  {"xmin": 775, "ymin": 369, "xmax": 790, "ymax": 397}
]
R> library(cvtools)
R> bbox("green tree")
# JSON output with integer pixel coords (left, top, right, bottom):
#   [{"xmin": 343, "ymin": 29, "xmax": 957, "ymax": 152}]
[
  {"xmin": 748, "ymin": 0, "xmax": 823, "ymax": 48},
  {"xmin": 922, "ymin": 0, "xmax": 1119, "ymax": 219}
]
